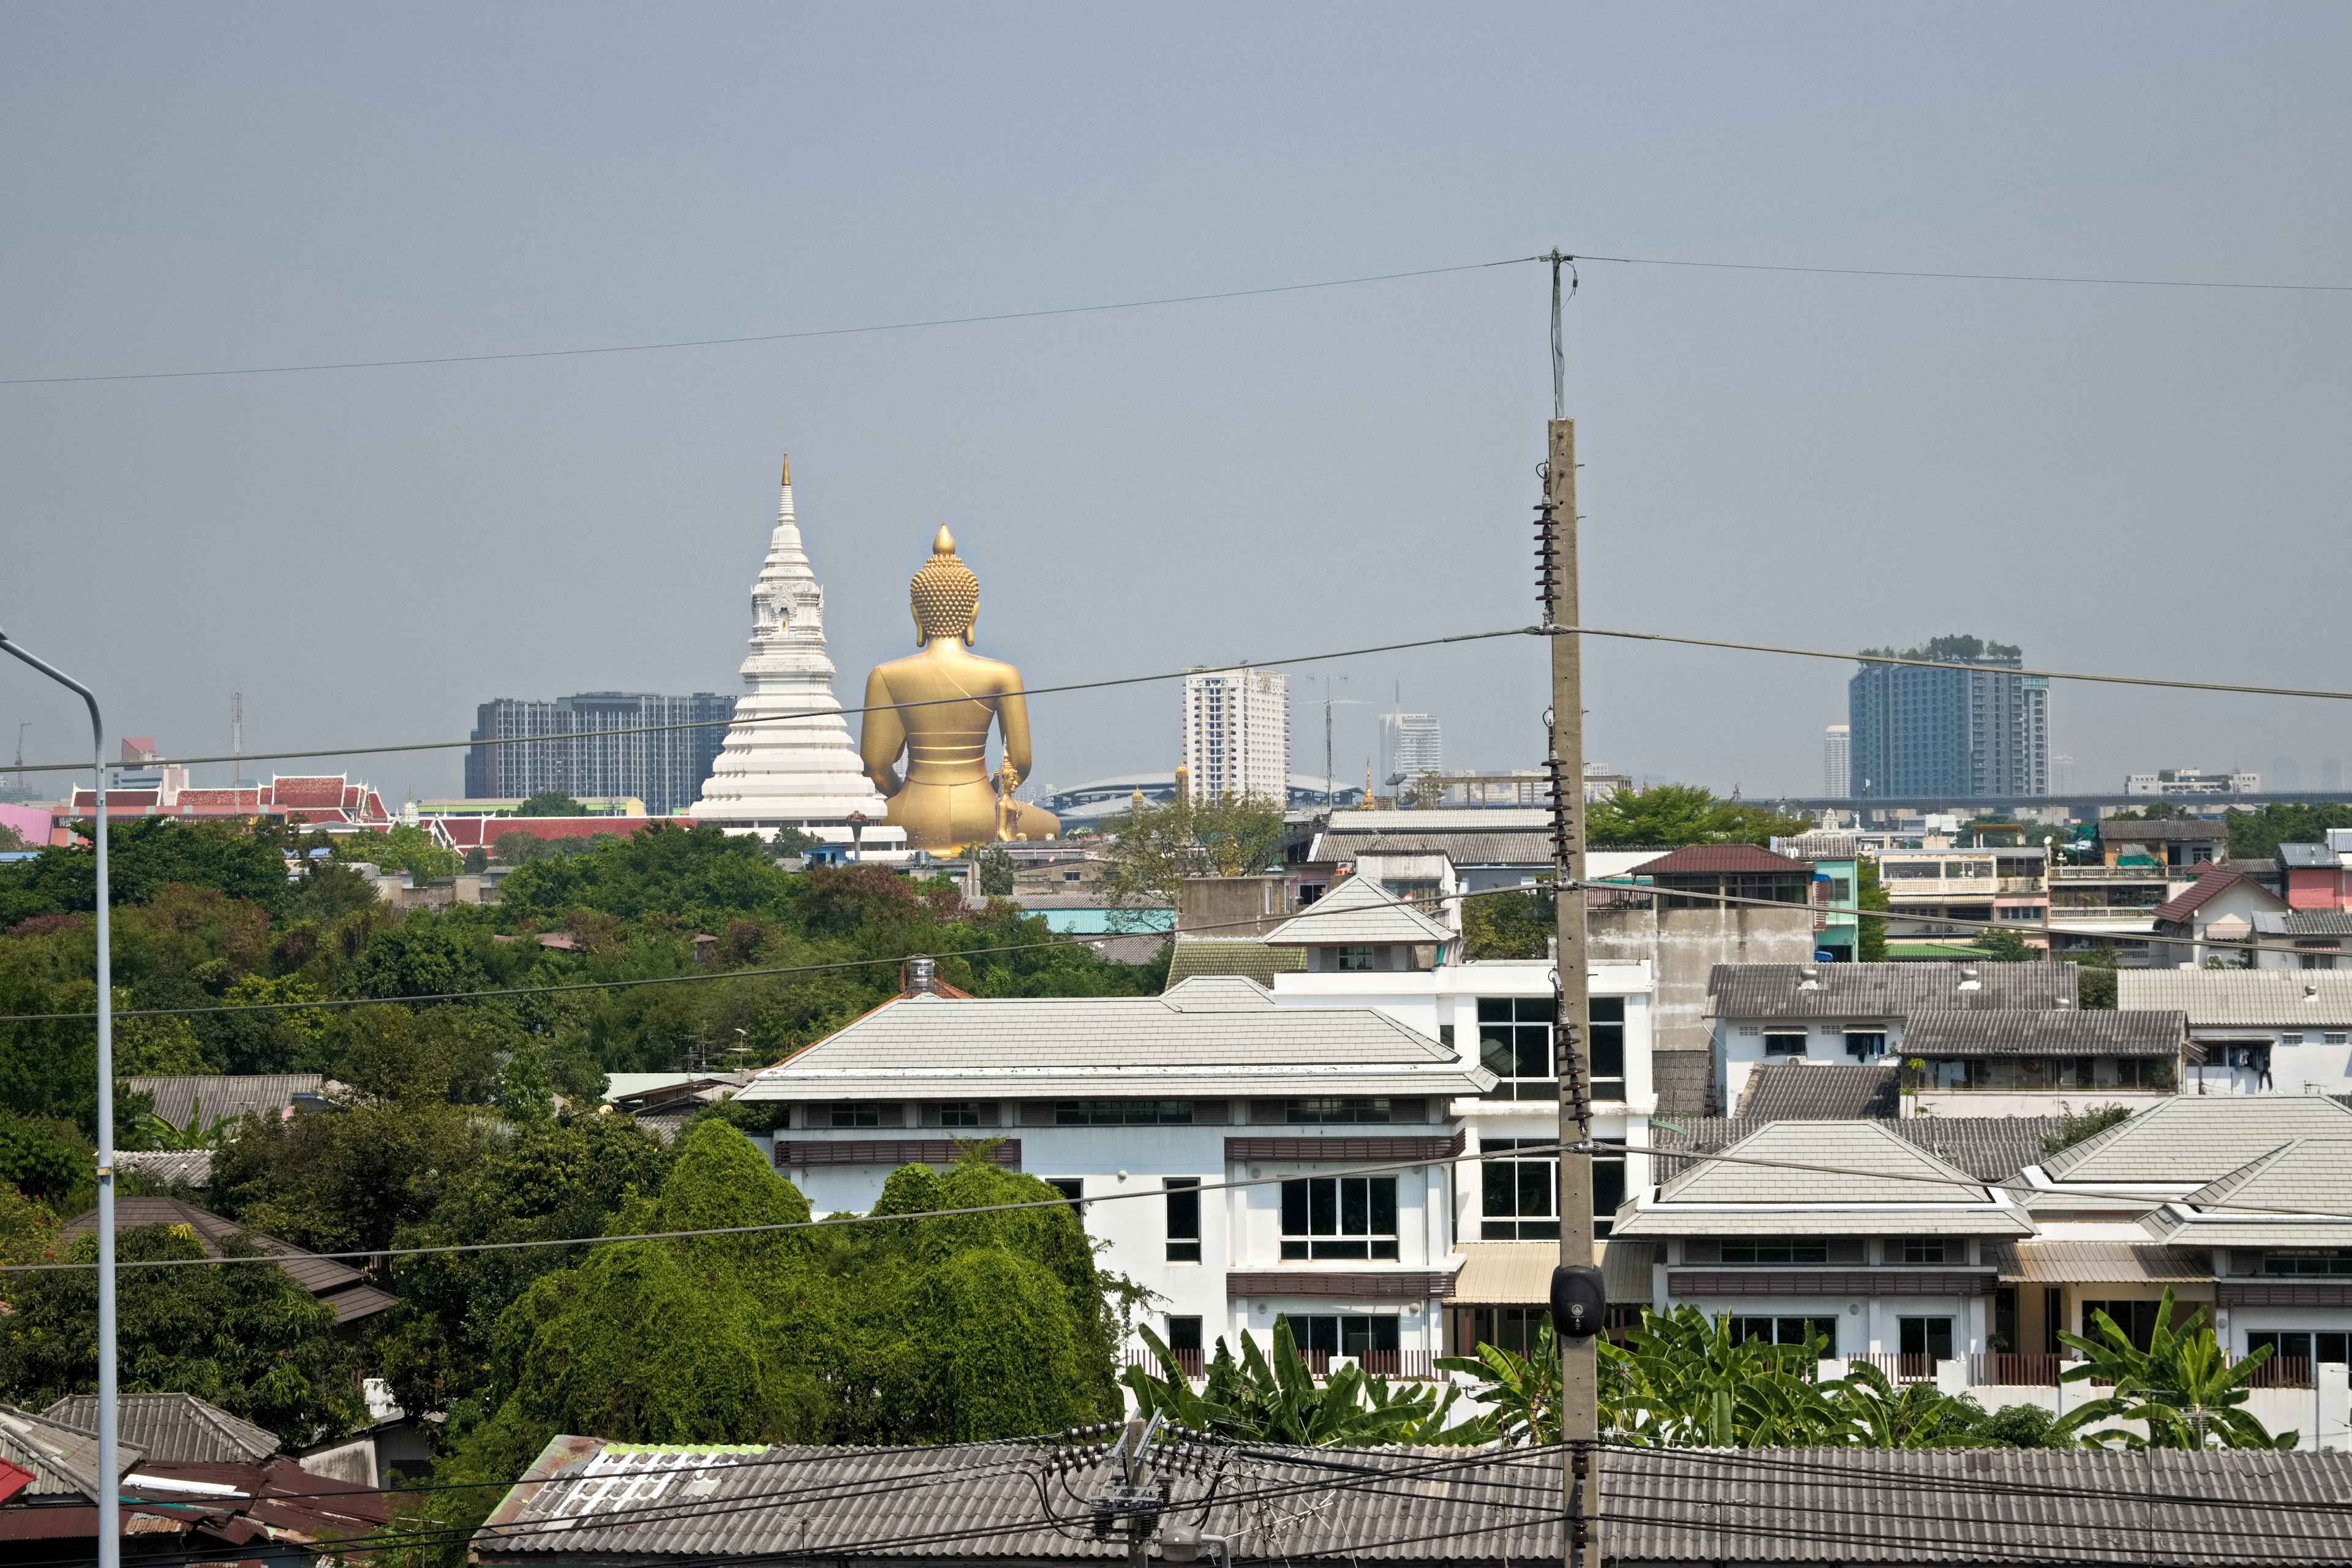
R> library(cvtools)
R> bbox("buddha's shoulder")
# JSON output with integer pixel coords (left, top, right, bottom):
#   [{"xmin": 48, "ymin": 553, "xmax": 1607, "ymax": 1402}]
[{"xmin": 869, "ymin": 649, "xmax": 1020, "ymax": 685}]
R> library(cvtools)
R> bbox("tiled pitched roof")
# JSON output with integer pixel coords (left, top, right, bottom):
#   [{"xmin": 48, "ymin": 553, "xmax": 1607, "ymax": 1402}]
[
  {"xmin": 740, "ymin": 978, "xmax": 1488, "ymax": 1102},
  {"xmin": 1654, "ymin": 1119, "xmax": 1991, "ymax": 1205},
  {"xmin": 1900, "ymin": 1008, "xmax": 2185, "ymax": 1058},
  {"xmin": 43, "ymin": 1393, "xmax": 276, "ymax": 1464},
  {"xmin": 60, "ymin": 1197, "xmax": 396, "ymax": 1324},
  {"xmin": 131, "ymin": 1073, "xmax": 325, "ymax": 1131},
  {"xmin": 2154, "ymin": 867, "xmax": 2277, "ymax": 923},
  {"xmin": 0, "ymin": 1404, "xmax": 138, "ymax": 1498},
  {"xmin": 1649, "ymin": 1050, "xmax": 1716, "ymax": 1116},
  {"xmin": 1646, "ymin": 1115, "xmax": 2059, "ymax": 1183},
  {"xmin": 2180, "ymin": 1136, "xmax": 2352, "ymax": 1212},
  {"xmin": 2116, "ymin": 970, "xmax": 2352, "ymax": 1027},
  {"xmin": 2255, "ymin": 911, "xmax": 2352, "ymax": 937},
  {"xmin": 472, "ymin": 1438, "xmax": 2352, "ymax": 1567},
  {"xmin": 1626, "ymin": 844, "xmax": 1808, "ymax": 877},
  {"xmin": 1733, "ymin": 1061, "xmax": 1899, "ymax": 1120},
  {"xmin": 1318, "ymin": 831, "xmax": 1553, "ymax": 866},
  {"xmin": 1163, "ymin": 939, "xmax": 1302, "ymax": 987},
  {"xmin": 2037, "ymin": 1095, "xmax": 2352, "ymax": 1183},
  {"xmin": 1261, "ymin": 874, "xmax": 1453, "ymax": 946},
  {"xmin": 1710, "ymin": 961, "xmax": 2077, "ymax": 1020},
  {"xmin": 2280, "ymin": 842, "xmax": 2341, "ymax": 869},
  {"xmin": 2098, "ymin": 819, "xmax": 2231, "ymax": 843}
]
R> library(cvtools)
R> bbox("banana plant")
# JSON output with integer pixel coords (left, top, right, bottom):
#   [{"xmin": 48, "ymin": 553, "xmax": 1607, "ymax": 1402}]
[
  {"xmin": 2057, "ymin": 1289, "xmax": 2296, "ymax": 1450},
  {"xmin": 1121, "ymin": 1320, "xmax": 1494, "ymax": 1447}
]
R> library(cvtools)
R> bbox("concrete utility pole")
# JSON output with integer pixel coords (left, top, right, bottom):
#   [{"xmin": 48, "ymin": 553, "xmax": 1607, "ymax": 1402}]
[{"xmin": 1537, "ymin": 250, "xmax": 1602, "ymax": 1568}]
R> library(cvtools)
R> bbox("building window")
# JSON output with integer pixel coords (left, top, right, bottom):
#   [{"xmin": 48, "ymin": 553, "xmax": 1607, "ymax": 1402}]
[
  {"xmin": 1281, "ymin": 1313, "xmax": 1400, "ymax": 1361},
  {"xmin": 2082, "ymin": 1299, "xmax": 2163, "ymax": 1351},
  {"xmin": 2261, "ymin": 1250, "xmax": 2352, "ymax": 1276},
  {"xmin": 1285, "ymin": 1098, "xmax": 1391, "ymax": 1123},
  {"xmin": 1046, "ymin": 1178, "xmax": 1084, "ymax": 1208},
  {"xmin": 1728, "ymin": 1316, "xmax": 1839, "ymax": 1357},
  {"xmin": 1898, "ymin": 1237, "xmax": 1953, "ymax": 1264},
  {"xmin": 1166, "ymin": 1315, "xmax": 1204, "ymax": 1365},
  {"xmin": 1720, "ymin": 1238, "xmax": 1830, "ymax": 1265},
  {"xmin": 1165, "ymin": 1178, "xmax": 1202, "ymax": 1263},
  {"xmin": 2247, "ymin": 1330, "xmax": 2352, "ymax": 1366},
  {"xmin": 1480, "ymin": 1139, "xmax": 1555, "ymax": 1241},
  {"xmin": 932, "ymin": 1101, "xmax": 982, "ymax": 1128},
  {"xmin": 1336, "ymin": 946, "xmax": 1381, "ymax": 970},
  {"xmin": 1763, "ymin": 1031, "xmax": 1808, "ymax": 1058},
  {"xmin": 1056, "ymin": 1100, "xmax": 1194, "ymax": 1125},
  {"xmin": 1589, "ymin": 998, "xmax": 1626, "ymax": 1100},
  {"xmin": 1478, "ymin": 998, "xmax": 1555, "ymax": 1101},
  {"xmin": 1452, "ymin": 1305, "xmax": 1549, "ymax": 1357},
  {"xmin": 830, "ymin": 1103, "xmax": 886, "ymax": 1128},
  {"xmin": 1845, "ymin": 1031, "xmax": 1886, "ymax": 1058},
  {"xmin": 1898, "ymin": 1316, "xmax": 1954, "ymax": 1363},
  {"xmin": 1281, "ymin": 1176, "xmax": 1399, "ymax": 1259}
]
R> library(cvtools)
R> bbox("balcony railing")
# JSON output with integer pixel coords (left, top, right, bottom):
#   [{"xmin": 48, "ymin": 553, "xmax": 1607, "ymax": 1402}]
[
  {"xmin": 1120, "ymin": 1348, "xmax": 1442, "ymax": 1382},
  {"xmin": 1850, "ymin": 1352, "xmax": 1940, "ymax": 1382},
  {"xmin": 1969, "ymin": 1353, "xmax": 2067, "ymax": 1386},
  {"xmin": 2048, "ymin": 865, "xmax": 2185, "ymax": 883}
]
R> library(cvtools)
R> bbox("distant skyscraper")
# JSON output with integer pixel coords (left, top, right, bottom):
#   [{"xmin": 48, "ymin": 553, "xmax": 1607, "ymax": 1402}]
[
  {"xmin": 1823, "ymin": 724, "xmax": 1850, "ymax": 798},
  {"xmin": 467, "ymin": 691, "xmax": 735, "ymax": 815},
  {"xmin": 1848, "ymin": 637, "xmax": 2048, "ymax": 799},
  {"xmin": 1183, "ymin": 669, "xmax": 1288, "ymax": 801},
  {"xmin": 1381, "ymin": 712, "xmax": 1444, "ymax": 786}
]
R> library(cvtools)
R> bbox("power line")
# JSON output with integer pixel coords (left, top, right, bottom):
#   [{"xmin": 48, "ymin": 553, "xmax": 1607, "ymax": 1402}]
[
  {"xmin": 4, "ymin": 626, "xmax": 1533, "ymax": 776},
  {"xmin": 1571, "ymin": 251, "xmax": 2352, "ymax": 293},
  {"xmin": 0, "ymin": 259, "xmax": 1532, "ymax": 388}
]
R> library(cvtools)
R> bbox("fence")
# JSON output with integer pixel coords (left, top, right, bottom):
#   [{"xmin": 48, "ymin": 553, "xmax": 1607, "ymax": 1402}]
[
  {"xmin": 1120, "ymin": 1348, "xmax": 1442, "ymax": 1382},
  {"xmin": 1969, "ymin": 1354, "xmax": 2067, "ymax": 1387}
]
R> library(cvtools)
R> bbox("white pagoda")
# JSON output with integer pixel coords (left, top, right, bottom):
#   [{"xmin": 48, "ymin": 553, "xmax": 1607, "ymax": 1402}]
[{"xmin": 689, "ymin": 458, "xmax": 903, "ymax": 849}]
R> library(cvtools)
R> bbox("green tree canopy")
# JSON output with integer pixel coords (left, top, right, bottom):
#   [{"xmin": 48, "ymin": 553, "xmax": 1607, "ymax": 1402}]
[
  {"xmin": 1097, "ymin": 793, "xmax": 1286, "ymax": 907},
  {"xmin": 2226, "ymin": 802, "xmax": 2352, "ymax": 861},
  {"xmin": 1587, "ymin": 784, "xmax": 1810, "ymax": 848},
  {"xmin": 516, "ymin": 792, "xmax": 591, "ymax": 817}
]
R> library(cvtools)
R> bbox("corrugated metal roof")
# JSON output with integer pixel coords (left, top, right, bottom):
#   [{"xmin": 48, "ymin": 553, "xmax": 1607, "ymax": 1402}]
[
  {"xmin": 42, "ymin": 1393, "xmax": 276, "ymax": 1464},
  {"xmin": 2281, "ymin": 843, "xmax": 2341, "ymax": 868},
  {"xmin": 2038, "ymin": 1096, "xmax": 2352, "ymax": 1183},
  {"xmin": 0, "ymin": 1404, "xmax": 138, "ymax": 1498},
  {"xmin": 2099, "ymin": 819, "xmax": 2231, "ymax": 842},
  {"xmin": 1602, "ymin": 1239, "xmax": 1656, "ymax": 1305},
  {"xmin": 2118, "ymin": 969, "xmax": 2352, "ymax": 1027},
  {"xmin": 1733, "ymin": 1063, "xmax": 1898, "ymax": 1120},
  {"xmin": 1442, "ymin": 1243, "xmax": 1551, "ymax": 1305},
  {"xmin": 1316, "ymin": 832, "xmax": 1553, "ymax": 867},
  {"xmin": 115, "ymin": 1149, "xmax": 211, "ymax": 1186},
  {"xmin": 1988, "ymin": 1240, "xmax": 2212, "ymax": 1283},
  {"xmin": 473, "ymin": 1438, "xmax": 2352, "ymax": 1565},
  {"xmin": 130, "ymin": 1073, "xmax": 325, "ymax": 1131},
  {"xmin": 1900, "ymin": 1008, "xmax": 2185, "ymax": 1058},
  {"xmin": 1710, "ymin": 962, "xmax": 2077, "ymax": 1021},
  {"xmin": 739, "ymin": 979, "xmax": 1489, "ymax": 1103},
  {"xmin": 1262, "ymin": 876, "xmax": 1453, "ymax": 946},
  {"xmin": 2255, "ymin": 911, "xmax": 2352, "ymax": 937}
]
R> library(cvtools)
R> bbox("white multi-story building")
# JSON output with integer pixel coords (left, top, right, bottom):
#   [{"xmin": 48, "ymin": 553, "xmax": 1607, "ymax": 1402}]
[
  {"xmin": 1380, "ymin": 713, "xmax": 1444, "ymax": 788},
  {"xmin": 1823, "ymin": 724, "xmax": 1850, "ymax": 798},
  {"xmin": 2125, "ymin": 768, "xmax": 2261, "ymax": 797},
  {"xmin": 1183, "ymin": 670, "xmax": 1288, "ymax": 803}
]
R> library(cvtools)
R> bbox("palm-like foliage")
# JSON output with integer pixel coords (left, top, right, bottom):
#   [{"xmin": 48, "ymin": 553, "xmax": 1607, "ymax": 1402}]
[
  {"xmin": 2057, "ymin": 1289, "xmax": 2296, "ymax": 1450},
  {"xmin": 1123, "ymin": 1322, "xmax": 1493, "ymax": 1447},
  {"xmin": 1599, "ymin": 1306, "xmax": 1845, "ymax": 1447},
  {"xmin": 1434, "ymin": 1324, "xmax": 1562, "ymax": 1444},
  {"xmin": 1834, "ymin": 1363, "xmax": 1994, "ymax": 1449}
]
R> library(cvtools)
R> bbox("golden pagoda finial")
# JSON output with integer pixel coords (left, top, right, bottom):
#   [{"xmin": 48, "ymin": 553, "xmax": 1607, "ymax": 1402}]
[{"xmin": 780, "ymin": 453, "xmax": 791, "ymax": 486}]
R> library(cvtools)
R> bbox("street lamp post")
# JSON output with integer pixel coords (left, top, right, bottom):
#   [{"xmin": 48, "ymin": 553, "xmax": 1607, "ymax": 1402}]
[{"xmin": 0, "ymin": 629, "xmax": 116, "ymax": 1568}]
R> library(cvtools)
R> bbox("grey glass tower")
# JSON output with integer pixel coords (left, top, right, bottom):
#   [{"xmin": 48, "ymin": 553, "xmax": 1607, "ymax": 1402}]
[{"xmin": 1849, "ymin": 640, "xmax": 2048, "ymax": 799}]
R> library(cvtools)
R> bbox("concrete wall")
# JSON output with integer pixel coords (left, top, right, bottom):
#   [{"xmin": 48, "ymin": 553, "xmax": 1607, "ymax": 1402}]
[
  {"xmin": 1589, "ymin": 902, "xmax": 1815, "ymax": 1056},
  {"xmin": 1177, "ymin": 875, "xmax": 1293, "ymax": 937}
]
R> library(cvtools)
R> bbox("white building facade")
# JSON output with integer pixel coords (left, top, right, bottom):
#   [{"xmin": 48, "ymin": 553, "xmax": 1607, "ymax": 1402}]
[
  {"xmin": 1183, "ymin": 670, "xmax": 1288, "ymax": 803},
  {"xmin": 1381, "ymin": 713, "xmax": 1444, "ymax": 787}
]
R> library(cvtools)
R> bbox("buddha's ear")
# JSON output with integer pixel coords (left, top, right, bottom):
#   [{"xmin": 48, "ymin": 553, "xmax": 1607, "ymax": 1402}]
[
  {"xmin": 911, "ymin": 605, "xmax": 922, "ymax": 647},
  {"xmin": 965, "ymin": 600, "xmax": 978, "ymax": 647}
]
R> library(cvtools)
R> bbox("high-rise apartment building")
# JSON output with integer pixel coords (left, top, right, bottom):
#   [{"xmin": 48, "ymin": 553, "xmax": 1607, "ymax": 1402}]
[
  {"xmin": 1183, "ymin": 669, "xmax": 1288, "ymax": 802},
  {"xmin": 1847, "ymin": 638, "xmax": 2048, "ymax": 799},
  {"xmin": 1381, "ymin": 712, "xmax": 1444, "ymax": 786},
  {"xmin": 467, "ymin": 692, "xmax": 736, "ymax": 815},
  {"xmin": 1823, "ymin": 724, "xmax": 1850, "ymax": 798}
]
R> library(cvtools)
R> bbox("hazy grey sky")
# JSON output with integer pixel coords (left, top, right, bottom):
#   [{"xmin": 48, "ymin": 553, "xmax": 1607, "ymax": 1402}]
[{"xmin": 4, "ymin": 4, "xmax": 2348, "ymax": 804}]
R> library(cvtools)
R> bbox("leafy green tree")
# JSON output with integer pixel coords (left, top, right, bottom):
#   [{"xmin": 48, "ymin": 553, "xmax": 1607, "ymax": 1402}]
[
  {"xmin": 461, "ymin": 847, "xmax": 490, "ymax": 874},
  {"xmin": 492, "ymin": 831, "xmax": 558, "ymax": 865},
  {"xmin": 0, "ymin": 1114, "xmax": 85, "ymax": 1201},
  {"xmin": 1586, "ymin": 785, "xmax": 1809, "ymax": 848},
  {"xmin": 1129, "ymin": 1321, "xmax": 1488, "ymax": 1447},
  {"xmin": 516, "ymin": 792, "xmax": 590, "ymax": 818},
  {"xmin": 2067, "ymin": 948, "xmax": 2119, "ymax": 1009},
  {"xmin": 336, "ymin": 824, "xmax": 462, "ymax": 883},
  {"xmin": 1463, "ymin": 884, "xmax": 1554, "ymax": 960},
  {"xmin": 2226, "ymin": 802, "xmax": 2352, "ymax": 861},
  {"xmin": 767, "ymin": 826, "xmax": 823, "ymax": 859},
  {"xmin": 2042, "ymin": 1102, "xmax": 2131, "ymax": 1153},
  {"xmin": 497, "ymin": 823, "xmax": 794, "ymax": 925},
  {"xmin": 1098, "ymin": 793, "xmax": 1286, "ymax": 907},
  {"xmin": 975, "ymin": 844, "xmax": 1016, "ymax": 897},
  {"xmin": 1858, "ymin": 635, "xmax": 2021, "ymax": 662},
  {"xmin": 0, "ymin": 1224, "xmax": 364, "ymax": 1447},
  {"xmin": 0, "ymin": 816, "xmax": 306, "ymax": 926},
  {"xmin": 2059, "ymin": 1289, "xmax": 2294, "ymax": 1449},
  {"xmin": 1600, "ymin": 1306, "xmax": 1844, "ymax": 1446},
  {"xmin": 1978, "ymin": 929, "xmax": 2035, "ymax": 962},
  {"xmin": 1856, "ymin": 859, "xmax": 1890, "ymax": 962},
  {"xmin": 1834, "ymin": 1362, "xmax": 1997, "ymax": 1448}
]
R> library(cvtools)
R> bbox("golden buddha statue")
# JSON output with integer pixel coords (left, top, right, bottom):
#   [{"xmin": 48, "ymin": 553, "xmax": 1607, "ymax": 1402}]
[{"xmin": 859, "ymin": 527, "xmax": 1060, "ymax": 850}]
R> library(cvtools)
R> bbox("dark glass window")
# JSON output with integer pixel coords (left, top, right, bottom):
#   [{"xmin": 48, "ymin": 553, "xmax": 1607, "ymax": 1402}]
[
  {"xmin": 1899, "ymin": 1237, "xmax": 1951, "ymax": 1264},
  {"xmin": 1728, "ymin": 1316, "xmax": 1839, "ymax": 1356},
  {"xmin": 2248, "ymin": 1331, "xmax": 2352, "ymax": 1366},
  {"xmin": 1336, "ymin": 946, "xmax": 1381, "ymax": 970},
  {"xmin": 1588, "ymin": 997, "xmax": 1626, "ymax": 1099},
  {"xmin": 831, "ymin": 1104, "xmax": 884, "ymax": 1128},
  {"xmin": 1478, "ymin": 998, "xmax": 1555, "ymax": 1100},
  {"xmin": 1055, "ymin": 1100, "xmax": 1194, "ymax": 1125},
  {"xmin": 2261, "ymin": 1250, "xmax": 2352, "ymax": 1276},
  {"xmin": 1763, "ymin": 1033, "xmax": 1809, "ymax": 1058},
  {"xmin": 1166, "ymin": 1316, "xmax": 1204, "ymax": 1353},
  {"xmin": 1899, "ymin": 1316, "xmax": 1954, "ymax": 1362},
  {"xmin": 1165, "ymin": 1178, "xmax": 1202, "ymax": 1263},
  {"xmin": 1281, "ymin": 1314, "xmax": 1400, "ymax": 1358},
  {"xmin": 1284, "ymin": 1098, "xmax": 1391, "ymax": 1124},
  {"xmin": 1481, "ymin": 1139, "xmax": 1556, "ymax": 1241},
  {"xmin": 1280, "ymin": 1176, "xmax": 1398, "ymax": 1260},
  {"xmin": 1045, "ymin": 1178, "xmax": 1084, "ymax": 1207},
  {"xmin": 1719, "ymin": 1238, "xmax": 1830, "ymax": 1265},
  {"xmin": 933, "ymin": 1101, "xmax": 981, "ymax": 1128}
]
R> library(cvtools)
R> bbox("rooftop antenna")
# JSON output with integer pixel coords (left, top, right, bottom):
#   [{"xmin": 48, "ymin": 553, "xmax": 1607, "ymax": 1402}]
[
  {"xmin": 10, "ymin": 722, "xmax": 24, "ymax": 792},
  {"xmin": 230, "ymin": 692, "xmax": 244, "ymax": 787}
]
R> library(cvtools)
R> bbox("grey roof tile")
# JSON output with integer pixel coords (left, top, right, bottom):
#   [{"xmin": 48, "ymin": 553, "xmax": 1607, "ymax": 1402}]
[
  {"xmin": 2119, "ymin": 969, "xmax": 2352, "ymax": 1026},
  {"xmin": 1734, "ymin": 1062, "xmax": 1899, "ymax": 1120},
  {"xmin": 2038, "ymin": 1096, "xmax": 2352, "ymax": 1183},
  {"xmin": 1901, "ymin": 1008, "xmax": 2185, "ymax": 1058},
  {"xmin": 1649, "ymin": 1050, "xmax": 1716, "ymax": 1117},
  {"xmin": 43, "ymin": 1393, "xmax": 276, "ymax": 1464},
  {"xmin": 1648, "ymin": 1116, "xmax": 2060, "ymax": 1183},
  {"xmin": 1710, "ymin": 962, "xmax": 2077, "ymax": 1021},
  {"xmin": 474, "ymin": 1439, "xmax": 2352, "ymax": 1565},
  {"xmin": 130, "ymin": 1073, "xmax": 325, "ymax": 1131},
  {"xmin": 1262, "ymin": 875, "xmax": 1453, "ymax": 946}
]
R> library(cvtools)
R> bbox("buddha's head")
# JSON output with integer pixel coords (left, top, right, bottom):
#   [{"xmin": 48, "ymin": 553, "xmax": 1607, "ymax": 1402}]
[{"xmin": 909, "ymin": 526, "xmax": 979, "ymax": 646}]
